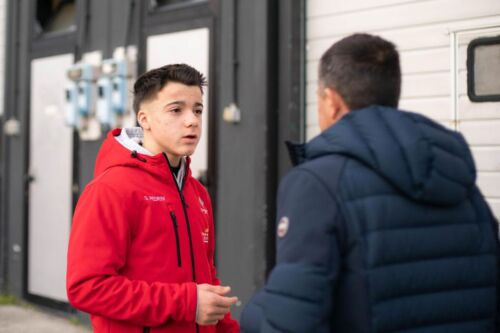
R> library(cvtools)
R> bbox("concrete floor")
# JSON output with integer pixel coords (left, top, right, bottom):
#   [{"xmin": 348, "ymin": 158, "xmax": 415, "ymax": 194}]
[{"xmin": 0, "ymin": 305, "xmax": 91, "ymax": 332}]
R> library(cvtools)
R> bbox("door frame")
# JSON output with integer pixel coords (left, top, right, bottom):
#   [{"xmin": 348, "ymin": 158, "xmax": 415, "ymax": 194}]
[{"xmin": 140, "ymin": 0, "xmax": 219, "ymax": 205}]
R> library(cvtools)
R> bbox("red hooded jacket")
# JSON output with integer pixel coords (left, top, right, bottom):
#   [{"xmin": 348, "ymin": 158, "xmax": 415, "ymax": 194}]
[{"xmin": 67, "ymin": 129, "xmax": 240, "ymax": 333}]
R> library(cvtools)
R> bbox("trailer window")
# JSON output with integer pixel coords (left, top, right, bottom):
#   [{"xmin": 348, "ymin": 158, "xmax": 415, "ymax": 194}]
[{"xmin": 467, "ymin": 36, "xmax": 500, "ymax": 102}]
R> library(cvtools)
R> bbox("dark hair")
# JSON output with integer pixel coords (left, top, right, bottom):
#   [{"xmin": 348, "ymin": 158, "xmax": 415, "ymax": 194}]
[
  {"xmin": 319, "ymin": 33, "xmax": 401, "ymax": 110},
  {"xmin": 133, "ymin": 63, "xmax": 207, "ymax": 113}
]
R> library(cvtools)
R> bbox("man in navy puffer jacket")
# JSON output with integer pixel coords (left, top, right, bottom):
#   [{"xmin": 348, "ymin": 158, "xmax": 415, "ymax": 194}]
[{"xmin": 241, "ymin": 33, "xmax": 500, "ymax": 332}]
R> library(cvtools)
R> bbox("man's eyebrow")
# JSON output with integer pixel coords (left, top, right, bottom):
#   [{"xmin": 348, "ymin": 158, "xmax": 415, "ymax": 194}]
[
  {"xmin": 165, "ymin": 101, "xmax": 185, "ymax": 107},
  {"xmin": 163, "ymin": 101, "xmax": 203, "ymax": 108}
]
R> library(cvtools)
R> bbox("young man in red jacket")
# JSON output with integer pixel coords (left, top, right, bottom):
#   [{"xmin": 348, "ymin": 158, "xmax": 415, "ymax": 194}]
[{"xmin": 67, "ymin": 64, "xmax": 240, "ymax": 333}]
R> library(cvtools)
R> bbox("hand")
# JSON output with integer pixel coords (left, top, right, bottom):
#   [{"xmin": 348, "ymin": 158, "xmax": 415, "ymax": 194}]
[{"xmin": 196, "ymin": 284, "xmax": 238, "ymax": 326}]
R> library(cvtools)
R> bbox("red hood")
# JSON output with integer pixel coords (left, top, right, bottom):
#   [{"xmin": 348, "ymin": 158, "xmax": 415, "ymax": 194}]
[{"xmin": 94, "ymin": 128, "xmax": 192, "ymax": 181}]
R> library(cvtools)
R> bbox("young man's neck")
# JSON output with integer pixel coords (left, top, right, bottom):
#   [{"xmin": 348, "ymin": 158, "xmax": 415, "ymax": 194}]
[
  {"xmin": 166, "ymin": 155, "xmax": 182, "ymax": 167},
  {"xmin": 141, "ymin": 136, "xmax": 182, "ymax": 167}
]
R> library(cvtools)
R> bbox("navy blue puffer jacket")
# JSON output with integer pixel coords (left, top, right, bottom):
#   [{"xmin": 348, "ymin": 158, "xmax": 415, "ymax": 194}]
[{"xmin": 241, "ymin": 106, "xmax": 499, "ymax": 333}]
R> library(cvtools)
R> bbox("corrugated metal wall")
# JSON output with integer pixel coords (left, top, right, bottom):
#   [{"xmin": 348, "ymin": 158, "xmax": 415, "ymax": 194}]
[
  {"xmin": 0, "ymin": 1, "xmax": 285, "ymax": 320},
  {"xmin": 306, "ymin": 0, "xmax": 500, "ymax": 218},
  {"xmin": 0, "ymin": 0, "xmax": 6, "ymax": 116}
]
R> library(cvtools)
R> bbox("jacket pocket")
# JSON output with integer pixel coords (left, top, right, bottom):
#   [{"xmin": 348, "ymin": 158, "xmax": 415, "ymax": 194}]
[
  {"xmin": 143, "ymin": 328, "xmax": 150, "ymax": 333},
  {"xmin": 170, "ymin": 211, "xmax": 182, "ymax": 267}
]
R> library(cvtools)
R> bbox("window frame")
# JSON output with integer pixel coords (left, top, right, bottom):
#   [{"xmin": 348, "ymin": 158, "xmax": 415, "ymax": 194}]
[{"xmin": 467, "ymin": 35, "xmax": 500, "ymax": 102}]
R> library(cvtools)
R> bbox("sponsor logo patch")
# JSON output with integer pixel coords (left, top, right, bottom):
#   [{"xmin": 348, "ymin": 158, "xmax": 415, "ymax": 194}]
[
  {"xmin": 199, "ymin": 197, "xmax": 209, "ymax": 215},
  {"xmin": 202, "ymin": 228, "xmax": 209, "ymax": 244},
  {"xmin": 144, "ymin": 195, "xmax": 166, "ymax": 202},
  {"xmin": 277, "ymin": 216, "xmax": 290, "ymax": 238}
]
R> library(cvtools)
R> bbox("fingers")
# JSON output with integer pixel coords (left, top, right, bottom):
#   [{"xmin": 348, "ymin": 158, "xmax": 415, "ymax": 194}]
[
  {"xmin": 203, "ymin": 293, "xmax": 238, "ymax": 311},
  {"xmin": 214, "ymin": 295, "xmax": 238, "ymax": 308},
  {"xmin": 201, "ymin": 284, "xmax": 232, "ymax": 296},
  {"xmin": 197, "ymin": 305, "xmax": 227, "ymax": 326},
  {"xmin": 196, "ymin": 284, "xmax": 239, "ymax": 326}
]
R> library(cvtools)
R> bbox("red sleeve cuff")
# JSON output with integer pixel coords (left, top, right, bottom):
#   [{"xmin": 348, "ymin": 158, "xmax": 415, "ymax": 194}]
[{"xmin": 183, "ymin": 282, "xmax": 198, "ymax": 323}]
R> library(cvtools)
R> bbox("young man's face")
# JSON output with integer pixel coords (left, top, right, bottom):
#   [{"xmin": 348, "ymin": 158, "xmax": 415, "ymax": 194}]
[{"xmin": 138, "ymin": 82, "xmax": 203, "ymax": 166}]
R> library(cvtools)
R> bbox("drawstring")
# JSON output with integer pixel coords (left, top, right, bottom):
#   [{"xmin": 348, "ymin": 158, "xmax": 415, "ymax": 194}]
[{"xmin": 131, "ymin": 150, "xmax": 147, "ymax": 162}]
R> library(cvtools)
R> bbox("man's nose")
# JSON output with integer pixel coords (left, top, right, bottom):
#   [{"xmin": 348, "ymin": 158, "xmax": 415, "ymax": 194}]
[{"xmin": 184, "ymin": 111, "xmax": 200, "ymax": 127}]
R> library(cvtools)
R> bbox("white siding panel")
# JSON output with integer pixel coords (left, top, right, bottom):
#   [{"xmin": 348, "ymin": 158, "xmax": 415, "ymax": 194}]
[
  {"xmin": 487, "ymin": 199, "xmax": 500, "ymax": 218},
  {"xmin": 306, "ymin": 61, "xmax": 318, "ymax": 83},
  {"xmin": 307, "ymin": 38, "xmax": 343, "ymax": 62},
  {"xmin": 459, "ymin": 120, "xmax": 500, "ymax": 146},
  {"xmin": 477, "ymin": 173, "xmax": 500, "ymax": 197},
  {"xmin": 471, "ymin": 147, "xmax": 500, "ymax": 171},
  {"xmin": 399, "ymin": 97, "xmax": 451, "ymax": 121},
  {"xmin": 307, "ymin": 0, "xmax": 431, "ymax": 18},
  {"xmin": 307, "ymin": 81, "xmax": 318, "ymax": 105},
  {"xmin": 458, "ymin": 96, "xmax": 500, "ymax": 120},
  {"xmin": 401, "ymin": 72, "xmax": 450, "ymax": 98},
  {"xmin": 307, "ymin": 104, "xmax": 318, "ymax": 127},
  {"xmin": 400, "ymin": 48, "xmax": 450, "ymax": 74},
  {"xmin": 307, "ymin": 125, "xmax": 321, "ymax": 141},
  {"xmin": 457, "ymin": 69, "xmax": 468, "ymax": 96},
  {"xmin": 308, "ymin": 0, "xmax": 500, "ymax": 40},
  {"xmin": 308, "ymin": 15, "xmax": 500, "ymax": 61}
]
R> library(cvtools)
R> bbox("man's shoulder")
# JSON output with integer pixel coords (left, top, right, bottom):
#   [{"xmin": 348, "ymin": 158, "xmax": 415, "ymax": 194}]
[
  {"xmin": 187, "ymin": 175, "xmax": 206, "ymax": 191},
  {"xmin": 302, "ymin": 153, "xmax": 348, "ymax": 171},
  {"xmin": 295, "ymin": 153, "xmax": 349, "ymax": 184},
  {"xmin": 186, "ymin": 175, "xmax": 210, "ymax": 199},
  {"xmin": 85, "ymin": 165, "xmax": 147, "ymax": 196},
  {"xmin": 279, "ymin": 154, "xmax": 349, "ymax": 201}
]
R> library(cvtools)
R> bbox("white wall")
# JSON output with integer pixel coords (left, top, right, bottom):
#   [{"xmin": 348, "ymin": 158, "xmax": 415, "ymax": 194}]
[
  {"xmin": 306, "ymin": 0, "xmax": 500, "ymax": 217},
  {"xmin": 0, "ymin": 0, "xmax": 6, "ymax": 116}
]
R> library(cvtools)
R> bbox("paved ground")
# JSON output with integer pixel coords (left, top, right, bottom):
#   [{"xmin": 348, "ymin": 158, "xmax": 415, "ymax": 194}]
[{"xmin": 0, "ymin": 305, "xmax": 91, "ymax": 332}]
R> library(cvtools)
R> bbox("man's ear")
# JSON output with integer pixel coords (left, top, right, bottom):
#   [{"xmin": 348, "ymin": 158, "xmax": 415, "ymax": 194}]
[
  {"xmin": 324, "ymin": 87, "xmax": 349, "ymax": 122},
  {"xmin": 137, "ymin": 109, "xmax": 151, "ymax": 131}
]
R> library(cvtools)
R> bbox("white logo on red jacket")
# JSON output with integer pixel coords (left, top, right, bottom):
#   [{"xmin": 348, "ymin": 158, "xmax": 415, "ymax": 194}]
[
  {"xmin": 144, "ymin": 195, "xmax": 165, "ymax": 202},
  {"xmin": 202, "ymin": 228, "xmax": 209, "ymax": 244},
  {"xmin": 199, "ymin": 197, "xmax": 209, "ymax": 215}
]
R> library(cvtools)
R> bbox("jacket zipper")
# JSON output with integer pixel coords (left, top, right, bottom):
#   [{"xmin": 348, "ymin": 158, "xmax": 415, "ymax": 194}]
[
  {"xmin": 143, "ymin": 328, "xmax": 150, "ymax": 333},
  {"xmin": 163, "ymin": 154, "xmax": 199, "ymax": 333},
  {"xmin": 170, "ymin": 211, "xmax": 182, "ymax": 267}
]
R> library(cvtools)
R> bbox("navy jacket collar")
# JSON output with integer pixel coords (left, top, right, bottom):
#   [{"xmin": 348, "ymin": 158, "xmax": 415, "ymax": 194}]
[{"xmin": 288, "ymin": 105, "xmax": 476, "ymax": 206}]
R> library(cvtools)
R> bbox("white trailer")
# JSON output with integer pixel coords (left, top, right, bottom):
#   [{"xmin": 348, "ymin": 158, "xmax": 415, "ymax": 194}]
[{"xmin": 306, "ymin": 0, "xmax": 500, "ymax": 218}]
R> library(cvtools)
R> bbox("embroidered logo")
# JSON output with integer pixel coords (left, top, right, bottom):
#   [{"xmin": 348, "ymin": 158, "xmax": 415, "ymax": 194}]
[
  {"xmin": 144, "ymin": 195, "xmax": 166, "ymax": 202},
  {"xmin": 199, "ymin": 197, "xmax": 209, "ymax": 215},
  {"xmin": 202, "ymin": 228, "xmax": 209, "ymax": 243},
  {"xmin": 277, "ymin": 216, "xmax": 290, "ymax": 238}
]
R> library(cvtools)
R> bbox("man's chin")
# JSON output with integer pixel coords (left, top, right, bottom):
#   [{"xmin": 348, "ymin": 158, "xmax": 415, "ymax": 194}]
[{"xmin": 181, "ymin": 149, "xmax": 197, "ymax": 157}]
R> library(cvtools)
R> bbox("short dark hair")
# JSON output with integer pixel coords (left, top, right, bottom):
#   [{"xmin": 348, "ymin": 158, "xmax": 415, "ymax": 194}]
[
  {"xmin": 133, "ymin": 63, "xmax": 207, "ymax": 113},
  {"xmin": 319, "ymin": 33, "xmax": 401, "ymax": 110}
]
